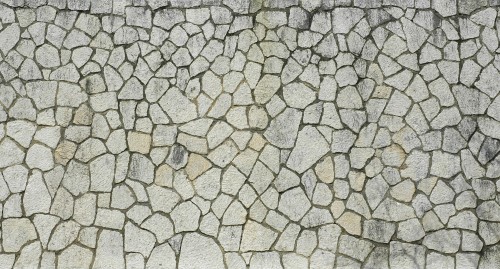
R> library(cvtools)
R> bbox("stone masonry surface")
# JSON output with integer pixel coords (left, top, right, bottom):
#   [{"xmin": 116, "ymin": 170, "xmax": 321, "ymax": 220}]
[{"xmin": 1, "ymin": 0, "xmax": 500, "ymax": 268}]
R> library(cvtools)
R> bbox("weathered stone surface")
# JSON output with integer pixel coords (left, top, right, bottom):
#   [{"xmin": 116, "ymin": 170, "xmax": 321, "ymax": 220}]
[
  {"xmin": 159, "ymin": 88, "xmax": 198, "ymax": 123},
  {"xmin": 278, "ymin": 187, "xmax": 311, "ymax": 221},
  {"xmin": 179, "ymin": 233, "xmax": 224, "ymax": 269},
  {"xmin": 264, "ymin": 108, "xmax": 302, "ymax": 148},
  {"xmin": 422, "ymin": 230, "xmax": 461, "ymax": 253},
  {"xmin": 240, "ymin": 221, "xmax": 278, "ymax": 251},
  {"xmin": 94, "ymin": 230, "xmax": 125, "ymax": 269},
  {"xmin": 286, "ymin": 126, "xmax": 329, "ymax": 173},
  {"xmin": 2, "ymin": 3, "xmax": 500, "ymax": 266},
  {"xmin": 2, "ymin": 218, "xmax": 37, "ymax": 252}
]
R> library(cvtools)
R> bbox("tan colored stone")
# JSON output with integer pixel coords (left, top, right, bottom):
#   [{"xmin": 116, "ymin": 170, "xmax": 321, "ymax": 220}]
[
  {"xmin": 155, "ymin": 164, "xmax": 174, "ymax": 187},
  {"xmin": 185, "ymin": 154, "xmax": 212, "ymax": 180},
  {"xmin": 55, "ymin": 140, "xmax": 77, "ymax": 165},
  {"xmin": 248, "ymin": 133, "xmax": 267, "ymax": 151},
  {"xmin": 73, "ymin": 104, "xmax": 93, "ymax": 125},
  {"xmin": 330, "ymin": 200, "xmax": 345, "ymax": 219},
  {"xmin": 127, "ymin": 131, "xmax": 151, "ymax": 154},
  {"xmin": 315, "ymin": 156, "xmax": 334, "ymax": 183},
  {"xmin": 337, "ymin": 211, "xmax": 361, "ymax": 235}
]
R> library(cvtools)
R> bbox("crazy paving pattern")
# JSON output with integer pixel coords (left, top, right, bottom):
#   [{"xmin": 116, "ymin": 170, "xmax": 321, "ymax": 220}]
[{"xmin": 1, "ymin": 0, "xmax": 500, "ymax": 268}]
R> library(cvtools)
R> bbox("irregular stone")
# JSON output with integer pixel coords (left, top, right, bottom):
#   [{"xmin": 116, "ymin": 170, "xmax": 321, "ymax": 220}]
[
  {"xmin": 264, "ymin": 108, "xmax": 302, "ymax": 148},
  {"xmin": 278, "ymin": 187, "xmax": 311, "ymax": 221},
  {"xmin": 2, "ymin": 218, "xmax": 37, "ymax": 252},
  {"xmin": 240, "ymin": 221, "xmax": 278, "ymax": 252},
  {"xmin": 48, "ymin": 221, "xmax": 80, "ymax": 251},
  {"xmin": 0, "ymin": 138, "xmax": 25, "ymax": 168},
  {"xmin": 58, "ymin": 245, "xmax": 93, "ymax": 269},
  {"xmin": 337, "ymin": 212, "xmax": 362, "ymax": 235},
  {"xmin": 430, "ymin": 180, "xmax": 455, "ymax": 204},
  {"xmin": 332, "ymin": 8, "xmax": 364, "ymax": 34},
  {"xmin": 159, "ymin": 88, "xmax": 198, "ymax": 123},
  {"xmin": 23, "ymin": 171, "xmax": 51, "ymax": 216},
  {"xmin": 389, "ymin": 242, "xmax": 425, "ymax": 269},
  {"xmin": 363, "ymin": 219, "xmax": 396, "ymax": 243},
  {"xmin": 146, "ymin": 243, "xmax": 177, "ymax": 269},
  {"xmin": 477, "ymin": 201, "xmax": 500, "ymax": 221},
  {"xmin": 430, "ymin": 151, "xmax": 461, "ymax": 178},
  {"xmin": 283, "ymin": 82, "xmax": 316, "ymax": 109},
  {"xmin": 124, "ymin": 222, "xmax": 156, "ymax": 257},
  {"xmin": 478, "ymin": 117, "xmax": 500, "ymax": 140},
  {"xmin": 372, "ymin": 198, "xmax": 416, "ymax": 221},
  {"xmin": 402, "ymin": 18, "xmax": 428, "ymax": 52},
  {"xmin": 0, "ymin": 23, "xmax": 20, "ymax": 54},
  {"xmin": 397, "ymin": 218, "xmax": 425, "ymax": 242},
  {"xmin": 287, "ymin": 126, "xmax": 329, "ymax": 174},
  {"xmin": 338, "ymin": 235, "xmax": 374, "ymax": 261},
  {"xmin": 147, "ymin": 185, "xmax": 180, "ymax": 213},
  {"xmin": 94, "ymin": 230, "xmax": 125, "ymax": 269},
  {"xmin": 453, "ymin": 85, "xmax": 491, "ymax": 115},
  {"xmin": 254, "ymin": 75, "xmax": 281, "ymax": 104},
  {"xmin": 422, "ymin": 230, "xmax": 461, "ymax": 253},
  {"xmin": 35, "ymin": 43, "xmax": 60, "ymax": 67},
  {"xmin": 476, "ymin": 64, "xmax": 500, "ymax": 98},
  {"xmin": 178, "ymin": 233, "xmax": 224, "ymax": 269},
  {"xmin": 90, "ymin": 154, "xmax": 115, "ymax": 192},
  {"xmin": 26, "ymin": 144, "xmax": 54, "ymax": 171},
  {"xmin": 171, "ymin": 201, "xmax": 201, "ymax": 232},
  {"xmin": 128, "ymin": 153, "xmax": 154, "ymax": 184}
]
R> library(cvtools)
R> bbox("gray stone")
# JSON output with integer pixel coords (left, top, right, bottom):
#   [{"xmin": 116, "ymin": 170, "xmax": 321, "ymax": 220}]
[
  {"xmin": 278, "ymin": 187, "xmax": 311, "ymax": 221},
  {"xmin": 423, "ymin": 230, "xmax": 461, "ymax": 253},
  {"xmin": 287, "ymin": 126, "xmax": 329, "ymax": 174},
  {"xmin": 430, "ymin": 151, "xmax": 461, "ymax": 178},
  {"xmin": 0, "ymin": 23, "xmax": 20, "ymax": 54},
  {"xmin": 363, "ymin": 219, "xmax": 396, "ymax": 243},
  {"xmin": 338, "ymin": 235, "xmax": 374, "ymax": 261},
  {"xmin": 372, "ymin": 198, "xmax": 416, "ymax": 221},
  {"xmin": 389, "ymin": 242, "xmax": 425, "ymax": 269},
  {"xmin": 264, "ymin": 108, "xmax": 302, "ymax": 148}
]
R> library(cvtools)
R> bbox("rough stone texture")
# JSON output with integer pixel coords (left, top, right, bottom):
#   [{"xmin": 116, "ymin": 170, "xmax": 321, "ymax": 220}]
[{"xmin": 0, "ymin": 1, "xmax": 499, "ymax": 268}]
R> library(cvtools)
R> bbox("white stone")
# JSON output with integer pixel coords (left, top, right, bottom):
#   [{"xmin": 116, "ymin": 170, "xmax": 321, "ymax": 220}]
[
  {"xmin": 90, "ymin": 154, "xmax": 115, "ymax": 192},
  {"xmin": 94, "ymin": 230, "xmax": 125, "ymax": 269},
  {"xmin": 48, "ymin": 221, "xmax": 80, "ymax": 251},
  {"xmin": 278, "ymin": 187, "xmax": 311, "ymax": 221},
  {"xmin": 179, "ymin": 233, "xmax": 224, "ymax": 269},
  {"xmin": 125, "ymin": 222, "xmax": 156, "ymax": 257},
  {"xmin": 2, "ymin": 218, "xmax": 37, "ymax": 252},
  {"xmin": 26, "ymin": 144, "xmax": 54, "ymax": 171},
  {"xmin": 171, "ymin": 201, "xmax": 201, "ymax": 232},
  {"xmin": 159, "ymin": 88, "xmax": 198, "ymax": 123},
  {"xmin": 23, "ymin": 171, "xmax": 51, "ymax": 216}
]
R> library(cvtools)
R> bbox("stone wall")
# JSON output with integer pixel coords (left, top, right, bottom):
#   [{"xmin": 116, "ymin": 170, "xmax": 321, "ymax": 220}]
[{"xmin": 0, "ymin": 0, "xmax": 499, "ymax": 268}]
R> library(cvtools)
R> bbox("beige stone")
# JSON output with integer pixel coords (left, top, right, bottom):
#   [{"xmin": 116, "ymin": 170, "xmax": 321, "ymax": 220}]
[
  {"xmin": 55, "ymin": 140, "xmax": 77, "ymax": 165},
  {"xmin": 185, "ymin": 154, "xmax": 212, "ymax": 180},
  {"xmin": 248, "ymin": 133, "xmax": 266, "ymax": 151},
  {"xmin": 155, "ymin": 164, "xmax": 174, "ymax": 187},
  {"xmin": 337, "ymin": 212, "xmax": 361, "ymax": 235},
  {"xmin": 315, "ymin": 156, "xmax": 334, "ymax": 183},
  {"xmin": 330, "ymin": 200, "xmax": 345, "ymax": 219},
  {"xmin": 73, "ymin": 104, "xmax": 93, "ymax": 125},
  {"xmin": 127, "ymin": 131, "xmax": 151, "ymax": 154}
]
